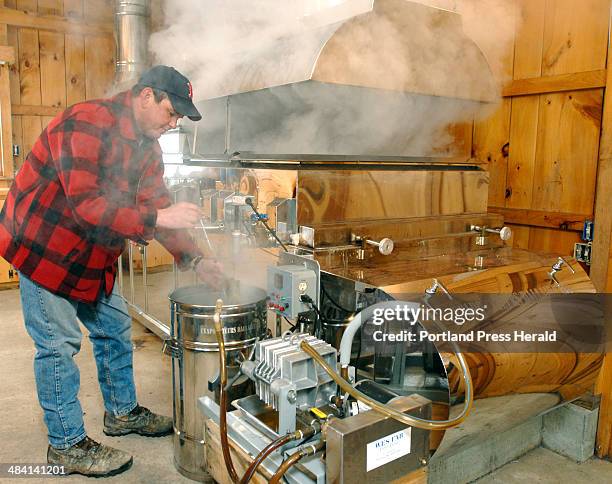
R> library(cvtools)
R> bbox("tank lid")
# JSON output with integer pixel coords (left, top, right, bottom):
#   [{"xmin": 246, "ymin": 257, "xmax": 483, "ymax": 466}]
[{"xmin": 169, "ymin": 284, "xmax": 267, "ymax": 308}]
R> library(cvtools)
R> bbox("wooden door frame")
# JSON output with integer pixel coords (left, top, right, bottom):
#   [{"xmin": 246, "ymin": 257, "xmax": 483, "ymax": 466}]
[
  {"xmin": 593, "ymin": 3, "xmax": 612, "ymax": 460},
  {"xmin": 0, "ymin": 44, "xmax": 14, "ymax": 182}
]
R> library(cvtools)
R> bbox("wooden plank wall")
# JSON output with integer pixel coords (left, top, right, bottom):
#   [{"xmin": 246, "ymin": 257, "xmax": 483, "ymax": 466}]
[
  {"xmin": 0, "ymin": 0, "xmax": 115, "ymax": 173},
  {"xmin": 474, "ymin": 0, "xmax": 609, "ymax": 269},
  {"xmin": 0, "ymin": 0, "xmax": 114, "ymax": 283},
  {"xmin": 473, "ymin": 0, "xmax": 612, "ymax": 458}
]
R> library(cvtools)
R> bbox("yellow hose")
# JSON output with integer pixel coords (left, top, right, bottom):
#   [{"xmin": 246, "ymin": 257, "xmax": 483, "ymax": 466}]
[{"xmin": 300, "ymin": 340, "xmax": 473, "ymax": 431}]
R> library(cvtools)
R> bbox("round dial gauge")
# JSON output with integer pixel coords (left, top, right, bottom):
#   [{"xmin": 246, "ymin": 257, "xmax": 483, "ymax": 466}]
[{"xmin": 378, "ymin": 238, "xmax": 394, "ymax": 255}]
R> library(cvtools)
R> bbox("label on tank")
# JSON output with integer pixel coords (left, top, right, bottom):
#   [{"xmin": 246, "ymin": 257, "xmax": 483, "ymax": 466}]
[{"xmin": 366, "ymin": 428, "xmax": 412, "ymax": 472}]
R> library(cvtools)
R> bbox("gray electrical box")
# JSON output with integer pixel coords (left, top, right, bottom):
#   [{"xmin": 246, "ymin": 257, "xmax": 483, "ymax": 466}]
[{"xmin": 267, "ymin": 265, "xmax": 317, "ymax": 319}]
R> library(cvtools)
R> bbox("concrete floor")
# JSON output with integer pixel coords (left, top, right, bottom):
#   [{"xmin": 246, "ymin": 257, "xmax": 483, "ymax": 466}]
[
  {"xmin": 1, "ymin": 285, "xmax": 611, "ymax": 483},
  {"xmin": 0, "ymin": 287, "xmax": 191, "ymax": 484},
  {"xmin": 476, "ymin": 447, "xmax": 612, "ymax": 483}
]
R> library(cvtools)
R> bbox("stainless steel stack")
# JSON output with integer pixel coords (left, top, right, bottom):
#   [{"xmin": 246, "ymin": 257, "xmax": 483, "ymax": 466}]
[{"xmin": 168, "ymin": 285, "xmax": 267, "ymax": 481}]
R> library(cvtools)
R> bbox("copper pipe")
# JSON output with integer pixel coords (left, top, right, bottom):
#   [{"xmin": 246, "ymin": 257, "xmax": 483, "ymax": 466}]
[
  {"xmin": 269, "ymin": 440, "xmax": 325, "ymax": 484},
  {"xmin": 269, "ymin": 452, "xmax": 303, "ymax": 484},
  {"xmin": 239, "ymin": 433, "xmax": 295, "ymax": 484},
  {"xmin": 213, "ymin": 299, "xmax": 240, "ymax": 483},
  {"xmin": 240, "ymin": 422, "xmax": 320, "ymax": 483}
]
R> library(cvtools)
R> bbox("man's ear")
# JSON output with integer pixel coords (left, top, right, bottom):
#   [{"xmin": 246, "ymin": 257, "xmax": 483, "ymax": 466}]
[{"xmin": 139, "ymin": 87, "xmax": 154, "ymax": 105}]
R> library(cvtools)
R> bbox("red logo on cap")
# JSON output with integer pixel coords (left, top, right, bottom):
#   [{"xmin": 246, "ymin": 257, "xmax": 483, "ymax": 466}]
[{"xmin": 187, "ymin": 82, "xmax": 193, "ymax": 99}]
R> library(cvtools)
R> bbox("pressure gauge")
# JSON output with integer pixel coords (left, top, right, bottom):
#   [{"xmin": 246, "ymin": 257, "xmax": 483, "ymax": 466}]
[
  {"xmin": 499, "ymin": 226, "xmax": 512, "ymax": 241},
  {"xmin": 378, "ymin": 238, "xmax": 394, "ymax": 256},
  {"xmin": 364, "ymin": 237, "xmax": 395, "ymax": 256}
]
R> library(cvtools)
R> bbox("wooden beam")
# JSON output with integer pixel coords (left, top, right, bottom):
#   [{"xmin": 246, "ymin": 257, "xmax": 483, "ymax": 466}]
[
  {"xmin": 0, "ymin": 6, "xmax": 112, "ymax": 36},
  {"xmin": 596, "ymin": 352, "xmax": 612, "ymax": 458},
  {"xmin": 0, "ymin": 63, "xmax": 13, "ymax": 178},
  {"xmin": 0, "ymin": 45, "xmax": 15, "ymax": 64},
  {"xmin": 591, "ymin": 20, "xmax": 612, "ymax": 292},
  {"xmin": 489, "ymin": 207, "xmax": 590, "ymax": 231},
  {"xmin": 11, "ymin": 104, "xmax": 62, "ymax": 116},
  {"xmin": 502, "ymin": 70, "xmax": 607, "ymax": 97},
  {"xmin": 593, "ymin": 8, "xmax": 612, "ymax": 460}
]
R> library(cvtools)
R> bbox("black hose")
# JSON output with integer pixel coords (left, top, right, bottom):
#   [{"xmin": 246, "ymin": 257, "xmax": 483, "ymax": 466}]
[
  {"xmin": 354, "ymin": 326, "xmax": 362, "ymax": 370},
  {"xmin": 300, "ymin": 295, "xmax": 323, "ymax": 338},
  {"xmin": 283, "ymin": 316, "xmax": 296, "ymax": 331},
  {"xmin": 245, "ymin": 198, "xmax": 288, "ymax": 252}
]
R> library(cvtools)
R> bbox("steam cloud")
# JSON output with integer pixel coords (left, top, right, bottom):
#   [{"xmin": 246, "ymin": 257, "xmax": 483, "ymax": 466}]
[{"xmin": 150, "ymin": 0, "xmax": 516, "ymax": 157}]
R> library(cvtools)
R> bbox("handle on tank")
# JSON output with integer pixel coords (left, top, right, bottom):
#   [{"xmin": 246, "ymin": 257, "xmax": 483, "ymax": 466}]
[{"xmin": 161, "ymin": 338, "xmax": 181, "ymax": 358}]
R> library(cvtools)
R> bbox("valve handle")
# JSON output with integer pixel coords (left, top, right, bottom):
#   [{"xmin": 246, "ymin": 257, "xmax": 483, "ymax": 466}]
[
  {"xmin": 365, "ymin": 237, "xmax": 395, "ymax": 255},
  {"xmin": 470, "ymin": 225, "xmax": 512, "ymax": 241}
]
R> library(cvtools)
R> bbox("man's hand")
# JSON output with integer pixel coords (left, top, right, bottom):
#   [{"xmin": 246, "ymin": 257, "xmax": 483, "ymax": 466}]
[
  {"xmin": 156, "ymin": 202, "xmax": 201, "ymax": 229},
  {"xmin": 194, "ymin": 258, "xmax": 225, "ymax": 290}
]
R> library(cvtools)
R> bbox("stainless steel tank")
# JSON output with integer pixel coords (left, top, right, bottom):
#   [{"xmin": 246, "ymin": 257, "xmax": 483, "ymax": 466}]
[
  {"xmin": 169, "ymin": 180, "xmax": 201, "ymax": 205},
  {"xmin": 168, "ymin": 284, "xmax": 268, "ymax": 481}
]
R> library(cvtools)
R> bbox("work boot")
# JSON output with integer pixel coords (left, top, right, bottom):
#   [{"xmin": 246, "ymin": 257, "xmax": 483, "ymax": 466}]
[
  {"xmin": 104, "ymin": 404, "xmax": 173, "ymax": 437},
  {"xmin": 47, "ymin": 436, "xmax": 133, "ymax": 477}
]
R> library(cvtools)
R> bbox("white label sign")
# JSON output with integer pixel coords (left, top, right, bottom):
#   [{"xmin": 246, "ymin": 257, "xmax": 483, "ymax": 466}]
[{"xmin": 366, "ymin": 428, "xmax": 412, "ymax": 472}]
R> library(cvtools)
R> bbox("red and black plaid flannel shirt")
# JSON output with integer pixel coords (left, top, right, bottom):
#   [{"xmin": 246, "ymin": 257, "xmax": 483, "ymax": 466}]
[{"xmin": 0, "ymin": 90, "xmax": 201, "ymax": 303}]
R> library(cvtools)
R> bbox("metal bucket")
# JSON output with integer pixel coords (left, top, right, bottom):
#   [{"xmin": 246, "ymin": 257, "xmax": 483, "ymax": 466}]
[{"xmin": 168, "ymin": 284, "xmax": 268, "ymax": 481}]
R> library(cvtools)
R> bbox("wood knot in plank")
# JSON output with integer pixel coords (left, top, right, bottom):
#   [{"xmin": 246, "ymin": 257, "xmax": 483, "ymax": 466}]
[{"xmin": 502, "ymin": 142, "xmax": 509, "ymax": 158}]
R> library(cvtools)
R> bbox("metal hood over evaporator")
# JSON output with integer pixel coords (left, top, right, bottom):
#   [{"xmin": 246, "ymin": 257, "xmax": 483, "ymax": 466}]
[{"xmin": 182, "ymin": 0, "xmax": 498, "ymax": 164}]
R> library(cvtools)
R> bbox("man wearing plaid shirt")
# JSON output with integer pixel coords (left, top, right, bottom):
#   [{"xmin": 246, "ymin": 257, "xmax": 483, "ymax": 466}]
[{"xmin": 0, "ymin": 65, "xmax": 222, "ymax": 477}]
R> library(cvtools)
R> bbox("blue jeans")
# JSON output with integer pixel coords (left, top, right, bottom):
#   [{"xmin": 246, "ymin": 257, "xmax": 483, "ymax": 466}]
[{"xmin": 20, "ymin": 274, "xmax": 137, "ymax": 449}]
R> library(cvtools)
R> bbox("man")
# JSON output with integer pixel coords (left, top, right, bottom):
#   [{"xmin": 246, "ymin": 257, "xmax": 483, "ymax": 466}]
[{"xmin": 0, "ymin": 65, "xmax": 222, "ymax": 477}]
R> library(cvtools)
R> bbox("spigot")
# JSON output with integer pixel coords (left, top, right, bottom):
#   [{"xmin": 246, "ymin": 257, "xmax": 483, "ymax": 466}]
[
  {"xmin": 425, "ymin": 278, "xmax": 452, "ymax": 298},
  {"xmin": 548, "ymin": 257, "xmax": 575, "ymax": 286},
  {"xmin": 351, "ymin": 234, "xmax": 395, "ymax": 256},
  {"xmin": 469, "ymin": 225, "xmax": 512, "ymax": 246},
  {"xmin": 423, "ymin": 278, "xmax": 452, "ymax": 310},
  {"xmin": 365, "ymin": 237, "xmax": 395, "ymax": 255}
]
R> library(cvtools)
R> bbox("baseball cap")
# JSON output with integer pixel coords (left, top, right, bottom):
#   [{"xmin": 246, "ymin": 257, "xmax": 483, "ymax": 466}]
[{"xmin": 138, "ymin": 65, "xmax": 202, "ymax": 121}]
